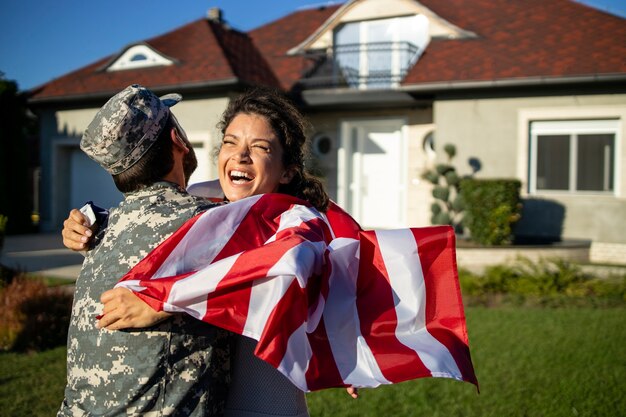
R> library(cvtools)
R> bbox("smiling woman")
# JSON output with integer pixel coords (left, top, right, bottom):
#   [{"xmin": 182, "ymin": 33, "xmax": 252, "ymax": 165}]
[
  {"xmin": 218, "ymin": 113, "xmax": 294, "ymax": 201},
  {"xmin": 216, "ymin": 87, "xmax": 329, "ymax": 211}
]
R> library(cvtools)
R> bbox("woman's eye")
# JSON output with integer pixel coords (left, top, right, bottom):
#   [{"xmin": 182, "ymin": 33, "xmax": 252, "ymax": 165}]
[{"xmin": 253, "ymin": 144, "xmax": 270, "ymax": 152}]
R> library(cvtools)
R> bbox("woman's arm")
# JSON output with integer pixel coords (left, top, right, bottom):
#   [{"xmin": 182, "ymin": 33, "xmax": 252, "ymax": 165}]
[{"xmin": 97, "ymin": 287, "xmax": 172, "ymax": 330}]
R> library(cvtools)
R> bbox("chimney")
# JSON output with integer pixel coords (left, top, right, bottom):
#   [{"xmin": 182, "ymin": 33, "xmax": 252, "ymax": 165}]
[{"xmin": 207, "ymin": 7, "xmax": 223, "ymax": 23}]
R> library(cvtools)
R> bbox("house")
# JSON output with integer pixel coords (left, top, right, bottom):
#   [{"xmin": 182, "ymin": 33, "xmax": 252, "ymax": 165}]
[{"xmin": 29, "ymin": 0, "xmax": 626, "ymax": 264}]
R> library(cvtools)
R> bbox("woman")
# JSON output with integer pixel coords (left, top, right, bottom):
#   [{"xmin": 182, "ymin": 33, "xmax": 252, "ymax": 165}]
[{"xmin": 63, "ymin": 87, "xmax": 357, "ymax": 417}]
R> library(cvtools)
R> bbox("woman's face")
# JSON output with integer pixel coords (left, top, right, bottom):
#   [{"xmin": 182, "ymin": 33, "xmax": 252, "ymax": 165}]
[{"xmin": 218, "ymin": 113, "xmax": 293, "ymax": 202}]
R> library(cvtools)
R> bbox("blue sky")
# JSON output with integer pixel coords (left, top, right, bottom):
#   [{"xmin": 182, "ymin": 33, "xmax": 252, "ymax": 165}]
[{"xmin": 1, "ymin": 0, "xmax": 624, "ymax": 91}]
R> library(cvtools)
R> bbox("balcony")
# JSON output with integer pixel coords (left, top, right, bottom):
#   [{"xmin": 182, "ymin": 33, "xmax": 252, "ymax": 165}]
[{"xmin": 297, "ymin": 41, "xmax": 423, "ymax": 90}]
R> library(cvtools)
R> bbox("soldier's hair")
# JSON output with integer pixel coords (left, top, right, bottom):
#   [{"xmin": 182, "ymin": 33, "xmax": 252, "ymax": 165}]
[
  {"xmin": 112, "ymin": 116, "xmax": 175, "ymax": 193},
  {"xmin": 217, "ymin": 87, "xmax": 330, "ymax": 212}
]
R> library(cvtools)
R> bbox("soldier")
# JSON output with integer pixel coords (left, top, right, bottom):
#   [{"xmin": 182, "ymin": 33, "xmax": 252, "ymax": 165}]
[{"xmin": 58, "ymin": 84, "xmax": 230, "ymax": 417}]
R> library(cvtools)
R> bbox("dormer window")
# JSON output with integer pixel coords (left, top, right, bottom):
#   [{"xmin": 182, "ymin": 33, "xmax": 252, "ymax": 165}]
[
  {"xmin": 333, "ymin": 14, "xmax": 430, "ymax": 89},
  {"xmin": 292, "ymin": 0, "xmax": 476, "ymax": 90},
  {"xmin": 130, "ymin": 53, "xmax": 148, "ymax": 62},
  {"xmin": 107, "ymin": 44, "xmax": 174, "ymax": 71}
]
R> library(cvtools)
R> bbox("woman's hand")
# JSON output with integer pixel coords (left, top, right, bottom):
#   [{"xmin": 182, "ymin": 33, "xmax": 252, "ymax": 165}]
[
  {"xmin": 97, "ymin": 287, "xmax": 172, "ymax": 330},
  {"xmin": 62, "ymin": 209, "xmax": 93, "ymax": 251},
  {"xmin": 346, "ymin": 387, "xmax": 359, "ymax": 399}
]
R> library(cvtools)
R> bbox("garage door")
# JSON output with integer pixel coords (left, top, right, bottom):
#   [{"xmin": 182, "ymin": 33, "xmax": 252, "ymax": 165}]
[{"xmin": 70, "ymin": 149, "xmax": 123, "ymax": 211}]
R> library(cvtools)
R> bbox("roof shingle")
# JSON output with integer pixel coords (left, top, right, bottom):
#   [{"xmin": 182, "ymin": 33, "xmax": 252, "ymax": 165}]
[{"xmin": 403, "ymin": 0, "xmax": 626, "ymax": 85}]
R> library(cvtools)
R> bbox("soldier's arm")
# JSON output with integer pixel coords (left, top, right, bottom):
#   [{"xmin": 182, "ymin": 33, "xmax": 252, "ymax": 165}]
[{"xmin": 97, "ymin": 287, "xmax": 172, "ymax": 330}]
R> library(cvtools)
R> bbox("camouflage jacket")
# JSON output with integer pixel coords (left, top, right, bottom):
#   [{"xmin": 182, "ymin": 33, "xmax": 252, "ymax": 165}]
[{"xmin": 58, "ymin": 182, "xmax": 231, "ymax": 417}]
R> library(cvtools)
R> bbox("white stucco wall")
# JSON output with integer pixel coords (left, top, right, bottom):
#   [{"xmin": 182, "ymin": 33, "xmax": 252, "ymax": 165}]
[{"xmin": 433, "ymin": 93, "xmax": 626, "ymax": 261}]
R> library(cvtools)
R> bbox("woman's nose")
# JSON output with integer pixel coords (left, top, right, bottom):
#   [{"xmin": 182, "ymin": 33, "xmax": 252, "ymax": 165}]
[{"xmin": 232, "ymin": 147, "xmax": 251, "ymax": 162}]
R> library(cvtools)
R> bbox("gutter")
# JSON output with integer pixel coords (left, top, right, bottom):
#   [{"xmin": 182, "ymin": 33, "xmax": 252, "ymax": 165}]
[{"xmin": 398, "ymin": 73, "xmax": 626, "ymax": 93}]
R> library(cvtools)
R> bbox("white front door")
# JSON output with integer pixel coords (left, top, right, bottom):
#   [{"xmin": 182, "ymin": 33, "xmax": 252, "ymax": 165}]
[{"xmin": 339, "ymin": 119, "xmax": 407, "ymax": 229}]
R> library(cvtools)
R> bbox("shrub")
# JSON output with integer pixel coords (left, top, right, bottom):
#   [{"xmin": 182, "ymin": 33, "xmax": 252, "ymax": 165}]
[
  {"xmin": 460, "ymin": 178, "xmax": 521, "ymax": 245},
  {"xmin": 459, "ymin": 257, "xmax": 626, "ymax": 307},
  {"xmin": 0, "ymin": 275, "xmax": 73, "ymax": 351},
  {"xmin": 0, "ymin": 263, "xmax": 16, "ymax": 288}
]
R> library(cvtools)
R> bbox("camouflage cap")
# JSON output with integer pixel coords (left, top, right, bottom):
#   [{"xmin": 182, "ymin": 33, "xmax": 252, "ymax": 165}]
[{"xmin": 80, "ymin": 84, "xmax": 182, "ymax": 175}]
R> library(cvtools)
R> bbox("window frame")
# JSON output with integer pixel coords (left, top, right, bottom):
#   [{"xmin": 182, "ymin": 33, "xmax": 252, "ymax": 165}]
[{"xmin": 529, "ymin": 119, "xmax": 620, "ymax": 195}]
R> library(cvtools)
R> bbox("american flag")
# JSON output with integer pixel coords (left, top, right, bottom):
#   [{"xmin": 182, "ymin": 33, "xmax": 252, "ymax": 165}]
[{"xmin": 116, "ymin": 193, "xmax": 478, "ymax": 391}]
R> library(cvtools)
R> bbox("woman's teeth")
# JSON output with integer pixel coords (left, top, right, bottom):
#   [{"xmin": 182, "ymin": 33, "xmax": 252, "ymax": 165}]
[{"xmin": 230, "ymin": 170, "xmax": 252, "ymax": 183}]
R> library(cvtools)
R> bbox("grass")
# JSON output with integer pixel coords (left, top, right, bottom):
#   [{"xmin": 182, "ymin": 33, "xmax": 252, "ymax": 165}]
[
  {"xmin": 307, "ymin": 307, "xmax": 626, "ymax": 417},
  {"xmin": 0, "ymin": 346, "xmax": 67, "ymax": 416},
  {"xmin": 0, "ymin": 307, "xmax": 624, "ymax": 417}
]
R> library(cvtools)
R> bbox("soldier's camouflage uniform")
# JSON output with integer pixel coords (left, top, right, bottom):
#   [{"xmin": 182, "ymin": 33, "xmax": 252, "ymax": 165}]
[{"xmin": 58, "ymin": 181, "xmax": 230, "ymax": 417}]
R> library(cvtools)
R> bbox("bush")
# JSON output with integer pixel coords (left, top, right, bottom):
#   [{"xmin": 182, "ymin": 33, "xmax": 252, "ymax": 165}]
[
  {"xmin": 0, "ymin": 263, "xmax": 16, "ymax": 288},
  {"xmin": 460, "ymin": 178, "xmax": 521, "ymax": 245},
  {"xmin": 0, "ymin": 275, "xmax": 73, "ymax": 351},
  {"xmin": 459, "ymin": 257, "xmax": 626, "ymax": 307}
]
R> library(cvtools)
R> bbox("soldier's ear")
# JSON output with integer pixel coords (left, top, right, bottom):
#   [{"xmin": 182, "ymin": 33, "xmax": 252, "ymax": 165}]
[{"xmin": 170, "ymin": 128, "xmax": 189, "ymax": 153}]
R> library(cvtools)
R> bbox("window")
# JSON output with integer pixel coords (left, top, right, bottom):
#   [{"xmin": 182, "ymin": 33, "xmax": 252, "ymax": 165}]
[
  {"xmin": 130, "ymin": 53, "xmax": 148, "ymax": 62},
  {"xmin": 333, "ymin": 14, "xmax": 429, "ymax": 89},
  {"xmin": 530, "ymin": 120, "xmax": 619, "ymax": 194}
]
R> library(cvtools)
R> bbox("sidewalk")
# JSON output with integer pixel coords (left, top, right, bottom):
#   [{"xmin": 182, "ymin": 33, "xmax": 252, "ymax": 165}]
[{"xmin": 0, "ymin": 233, "xmax": 84, "ymax": 280}]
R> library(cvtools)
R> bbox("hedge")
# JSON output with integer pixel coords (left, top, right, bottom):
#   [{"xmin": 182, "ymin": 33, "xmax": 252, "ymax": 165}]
[{"xmin": 460, "ymin": 178, "xmax": 521, "ymax": 245}]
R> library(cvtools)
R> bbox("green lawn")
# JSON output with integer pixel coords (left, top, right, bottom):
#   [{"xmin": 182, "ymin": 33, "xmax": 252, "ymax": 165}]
[
  {"xmin": 308, "ymin": 307, "xmax": 626, "ymax": 417},
  {"xmin": 0, "ymin": 346, "xmax": 67, "ymax": 416},
  {"xmin": 1, "ymin": 307, "xmax": 624, "ymax": 417}
]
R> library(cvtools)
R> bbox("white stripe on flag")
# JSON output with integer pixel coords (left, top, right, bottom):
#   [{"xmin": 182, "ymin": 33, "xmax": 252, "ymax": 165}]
[
  {"xmin": 266, "ymin": 204, "xmax": 321, "ymax": 244},
  {"xmin": 277, "ymin": 322, "xmax": 313, "ymax": 392},
  {"xmin": 164, "ymin": 253, "xmax": 240, "ymax": 318},
  {"xmin": 243, "ymin": 240, "xmax": 326, "ymax": 338},
  {"xmin": 376, "ymin": 229, "xmax": 463, "ymax": 380},
  {"xmin": 114, "ymin": 280, "xmax": 146, "ymax": 292},
  {"xmin": 323, "ymin": 238, "xmax": 390, "ymax": 388},
  {"xmin": 153, "ymin": 196, "xmax": 259, "ymax": 278}
]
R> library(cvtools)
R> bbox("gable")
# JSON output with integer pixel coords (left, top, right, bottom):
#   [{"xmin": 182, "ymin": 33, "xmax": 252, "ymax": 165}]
[
  {"xmin": 288, "ymin": 0, "xmax": 476, "ymax": 55},
  {"xmin": 106, "ymin": 44, "xmax": 175, "ymax": 71}
]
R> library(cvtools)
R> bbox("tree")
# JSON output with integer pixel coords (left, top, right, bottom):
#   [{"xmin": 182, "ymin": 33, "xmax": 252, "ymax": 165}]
[
  {"xmin": 0, "ymin": 73, "xmax": 37, "ymax": 233},
  {"xmin": 421, "ymin": 143, "xmax": 468, "ymax": 233}
]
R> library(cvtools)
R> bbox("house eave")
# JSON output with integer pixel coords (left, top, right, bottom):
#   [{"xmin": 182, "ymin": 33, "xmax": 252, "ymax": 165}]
[
  {"xmin": 398, "ymin": 73, "xmax": 626, "ymax": 93},
  {"xmin": 301, "ymin": 88, "xmax": 431, "ymax": 108},
  {"xmin": 28, "ymin": 78, "xmax": 241, "ymax": 106}
]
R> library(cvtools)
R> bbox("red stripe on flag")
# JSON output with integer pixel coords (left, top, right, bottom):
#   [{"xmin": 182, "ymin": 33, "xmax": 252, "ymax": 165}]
[
  {"xmin": 199, "ymin": 196, "xmax": 290, "ymax": 334},
  {"xmin": 254, "ymin": 279, "xmax": 307, "ymax": 366},
  {"xmin": 304, "ymin": 317, "xmax": 346, "ymax": 391},
  {"xmin": 412, "ymin": 226, "xmax": 478, "ymax": 386},
  {"xmin": 326, "ymin": 202, "xmax": 361, "ymax": 239},
  {"xmin": 204, "ymin": 233, "xmax": 314, "ymax": 335},
  {"xmin": 211, "ymin": 196, "xmax": 283, "ymax": 262},
  {"xmin": 133, "ymin": 272, "xmax": 196, "ymax": 312},
  {"xmin": 303, "ymin": 249, "xmax": 344, "ymax": 390},
  {"xmin": 356, "ymin": 231, "xmax": 431, "ymax": 382}
]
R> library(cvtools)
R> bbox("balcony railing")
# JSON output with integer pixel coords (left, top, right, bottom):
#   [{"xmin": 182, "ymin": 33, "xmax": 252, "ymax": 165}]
[{"xmin": 297, "ymin": 41, "xmax": 423, "ymax": 90}]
